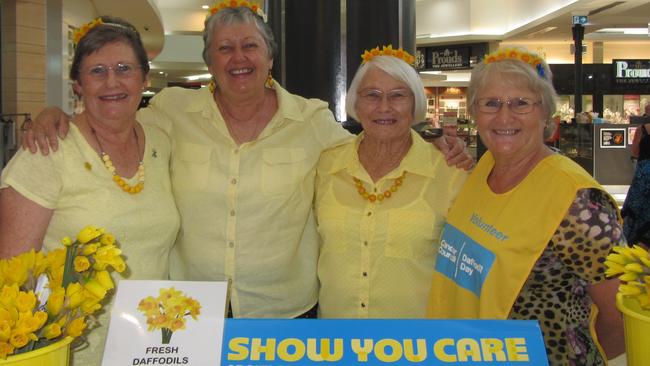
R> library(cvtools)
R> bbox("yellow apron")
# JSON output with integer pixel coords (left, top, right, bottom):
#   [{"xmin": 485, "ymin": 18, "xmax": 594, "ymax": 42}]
[{"xmin": 427, "ymin": 152, "xmax": 602, "ymax": 319}]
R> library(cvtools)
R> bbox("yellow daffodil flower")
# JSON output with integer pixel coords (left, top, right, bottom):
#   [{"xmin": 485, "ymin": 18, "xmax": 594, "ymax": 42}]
[
  {"xmin": 42, "ymin": 323, "xmax": 62, "ymax": 340},
  {"xmin": 83, "ymin": 279, "xmax": 108, "ymax": 301},
  {"xmin": 14, "ymin": 291, "xmax": 36, "ymax": 313},
  {"xmin": 94, "ymin": 270, "xmax": 114, "ymax": 290},
  {"xmin": 0, "ymin": 341, "xmax": 13, "ymax": 359},
  {"xmin": 76, "ymin": 225, "xmax": 102, "ymax": 244},
  {"xmin": 46, "ymin": 287, "xmax": 65, "ymax": 316},
  {"xmin": 73, "ymin": 256, "xmax": 91, "ymax": 272},
  {"xmin": 60, "ymin": 236, "xmax": 73, "ymax": 247},
  {"xmin": 100, "ymin": 233, "xmax": 115, "ymax": 246},
  {"xmin": 8, "ymin": 332, "xmax": 30, "ymax": 348},
  {"xmin": 66, "ymin": 283, "xmax": 85, "ymax": 309},
  {"xmin": 0, "ymin": 322, "xmax": 11, "ymax": 342},
  {"xmin": 65, "ymin": 317, "xmax": 87, "ymax": 338}
]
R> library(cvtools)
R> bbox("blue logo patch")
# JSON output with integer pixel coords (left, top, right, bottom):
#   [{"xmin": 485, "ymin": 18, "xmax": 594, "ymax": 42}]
[{"xmin": 435, "ymin": 223, "xmax": 495, "ymax": 296}]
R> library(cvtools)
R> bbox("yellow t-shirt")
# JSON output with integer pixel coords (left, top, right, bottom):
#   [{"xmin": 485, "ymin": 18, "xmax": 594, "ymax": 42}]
[
  {"xmin": 316, "ymin": 130, "xmax": 467, "ymax": 318},
  {"xmin": 1, "ymin": 123, "xmax": 180, "ymax": 366},
  {"xmin": 137, "ymin": 84, "xmax": 352, "ymax": 317}
]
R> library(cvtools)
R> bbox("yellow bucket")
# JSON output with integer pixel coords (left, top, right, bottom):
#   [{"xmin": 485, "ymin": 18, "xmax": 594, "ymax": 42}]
[
  {"xmin": 616, "ymin": 293, "xmax": 650, "ymax": 366},
  {"xmin": 0, "ymin": 337, "xmax": 73, "ymax": 366}
]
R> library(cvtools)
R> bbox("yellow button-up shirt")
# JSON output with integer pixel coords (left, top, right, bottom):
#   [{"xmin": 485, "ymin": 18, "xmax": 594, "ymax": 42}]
[
  {"xmin": 316, "ymin": 130, "xmax": 467, "ymax": 318},
  {"xmin": 137, "ymin": 85, "xmax": 352, "ymax": 317}
]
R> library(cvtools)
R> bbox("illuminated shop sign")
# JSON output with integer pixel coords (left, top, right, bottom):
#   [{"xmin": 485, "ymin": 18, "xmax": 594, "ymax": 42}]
[
  {"xmin": 427, "ymin": 46, "xmax": 470, "ymax": 70},
  {"xmin": 613, "ymin": 59, "xmax": 650, "ymax": 84}
]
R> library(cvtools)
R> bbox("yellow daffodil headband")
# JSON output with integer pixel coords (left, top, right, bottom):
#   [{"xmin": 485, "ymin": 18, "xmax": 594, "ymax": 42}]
[
  {"xmin": 209, "ymin": 0, "xmax": 267, "ymax": 22},
  {"xmin": 72, "ymin": 17, "xmax": 132, "ymax": 45},
  {"xmin": 483, "ymin": 48, "xmax": 547, "ymax": 79},
  {"xmin": 73, "ymin": 17, "xmax": 104, "ymax": 45},
  {"xmin": 361, "ymin": 45, "xmax": 416, "ymax": 66}
]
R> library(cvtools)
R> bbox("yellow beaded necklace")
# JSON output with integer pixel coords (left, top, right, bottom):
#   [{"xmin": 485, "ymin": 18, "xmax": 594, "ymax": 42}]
[
  {"xmin": 91, "ymin": 127, "xmax": 145, "ymax": 194},
  {"xmin": 353, "ymin": 172, "xmax": 405, "ymax": 202}
]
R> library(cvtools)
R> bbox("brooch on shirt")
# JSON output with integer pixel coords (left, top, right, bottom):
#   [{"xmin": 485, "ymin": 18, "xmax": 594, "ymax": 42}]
[{"xmin": 84, "ymin": 162, "xmax": 92, "ymax": 170}]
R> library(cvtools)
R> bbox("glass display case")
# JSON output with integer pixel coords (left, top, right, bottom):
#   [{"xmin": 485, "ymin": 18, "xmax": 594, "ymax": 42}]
[{"xmin": 558, "ymin": 123, "xmax": 593, "ymax": 174}]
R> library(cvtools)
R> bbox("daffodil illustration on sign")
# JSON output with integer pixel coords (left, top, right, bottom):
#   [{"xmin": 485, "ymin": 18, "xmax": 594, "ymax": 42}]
[{"xmin": 138, "ymin": 288, "xmax": 201, "ymax": 344}]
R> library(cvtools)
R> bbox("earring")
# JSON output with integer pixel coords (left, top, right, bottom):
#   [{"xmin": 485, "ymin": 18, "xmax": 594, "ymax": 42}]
[
  {"xmin": 265, "ymin": 70, "xmax": 274, "ymax": 88},
  {"xmin": 209, "ymin": 77, "xmax": 217, "ymax": 94}
]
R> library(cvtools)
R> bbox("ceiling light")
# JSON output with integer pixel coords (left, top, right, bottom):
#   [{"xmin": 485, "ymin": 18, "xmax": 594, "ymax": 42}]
[
  {"xmin": 594, "ymin": 28, "xmax": 648, "ymax": 35},
  {"xmin": 202, "ymin": 5, "xmax": 209, "ymax": 9},
  {"xmin": 527, "ymin": 26, "xmax": 557, "ymax": 38},
  {"xmin": 158, "ymin": 71, "xmax": 164, "ymax": 74},
  {"xmin": 186, "ymin": 73, "xmax": 212, "ymax": 81}
]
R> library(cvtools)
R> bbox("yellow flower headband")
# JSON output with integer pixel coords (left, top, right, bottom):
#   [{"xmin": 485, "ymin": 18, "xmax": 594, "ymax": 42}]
[
  {"xmin": 483, "ymin": 48, "xmax": 547, "ymax": 79},
  {"xmin": 361, "ymin": 45, "xmax": 416, "ymax": 66},
  {"xmin": 73, "ymin": 17, "xmax": 104, "ymax": 45},
  {"xmin": 209, "ymin": 0, "xmax": 267, "ymax": 22}
]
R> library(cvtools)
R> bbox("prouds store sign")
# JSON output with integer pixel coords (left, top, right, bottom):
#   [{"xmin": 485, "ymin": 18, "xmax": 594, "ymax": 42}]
[{"xmin": 613, "ymin": 59, "xmax": 650, "ymax": 84}]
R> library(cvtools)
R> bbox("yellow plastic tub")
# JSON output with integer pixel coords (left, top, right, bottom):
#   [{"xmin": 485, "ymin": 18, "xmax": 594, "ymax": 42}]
[
  {"xmin": 616, "ymin": 293, "xmax": 650, "ymax": 366},
  {"xmin": 0, "ymin": 337, "xmax": 73, "ymax": 366}
]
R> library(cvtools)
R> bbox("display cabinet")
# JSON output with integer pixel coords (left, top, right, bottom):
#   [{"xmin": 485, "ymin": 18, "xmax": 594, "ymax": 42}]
[{"xmin": 558, "ymin": 123, "xmax": 593, "ymax": 174}]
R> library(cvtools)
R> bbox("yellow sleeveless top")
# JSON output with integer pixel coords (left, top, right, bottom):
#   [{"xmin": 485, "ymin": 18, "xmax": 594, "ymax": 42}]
[{"xmin": 427, "ymin": 152, "xmax": 601, "ymax": 319}]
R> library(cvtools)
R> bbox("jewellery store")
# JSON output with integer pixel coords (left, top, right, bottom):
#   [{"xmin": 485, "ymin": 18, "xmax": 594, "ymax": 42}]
[{"xmin": 551, "ymin": 60, "xmax": 650, "ymax": 185}]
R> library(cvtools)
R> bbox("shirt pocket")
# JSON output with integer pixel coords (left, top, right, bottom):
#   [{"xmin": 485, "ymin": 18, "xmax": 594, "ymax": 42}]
[
  {"xmin": 316, "ymin": 204, "xmax": 348, "ymax": 254},
  {"xmin": 386, "ymin": 209, "xmax": 438, "ymax": 259},
  {"xmin": 261, "ymin": 148, "xmax": 307, "ymax": 197},
  {"xmin": 172, "ymin": 142, "xmax": 212, "ymax": 190}
]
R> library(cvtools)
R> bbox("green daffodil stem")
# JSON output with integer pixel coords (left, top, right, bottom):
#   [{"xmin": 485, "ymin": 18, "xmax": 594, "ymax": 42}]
[
  {"xmin": 161, "ymin": 328, "xmax": 173, "ymax": 344},
  {"xmin": 62, "ymin": 243, "xmax": 79, "ymax": 288}
]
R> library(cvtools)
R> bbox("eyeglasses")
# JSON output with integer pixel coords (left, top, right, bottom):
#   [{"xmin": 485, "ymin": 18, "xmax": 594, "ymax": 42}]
[
  {"xmin": 81, "ymin": 63, "xmax": 141, "ymax": 80},
  {"xmin": 475, "ymin": 97, "xmax": 541, "ymax": 114},
  {"xmin": 358, "ymin": 88, "xmax": 412, "ymax": 106}
]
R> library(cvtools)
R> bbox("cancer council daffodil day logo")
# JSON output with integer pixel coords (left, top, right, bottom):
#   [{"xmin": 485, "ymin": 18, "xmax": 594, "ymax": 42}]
[{"xmin": 137, "ymin": 288, "xmax": 201, "ymax": 344}]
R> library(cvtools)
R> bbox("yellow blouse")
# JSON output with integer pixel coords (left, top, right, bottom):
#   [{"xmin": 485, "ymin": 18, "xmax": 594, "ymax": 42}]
[
  {"xmin": 137, "ymin": 84, "xmax": 352, "ymax": 317},
  {"xmin": 316, "ymin": 130, "xmax": 467, "ymax": 318},
  {"xmin": 1, "ymin": 123, "xmax": 180, "ymax": 365}
]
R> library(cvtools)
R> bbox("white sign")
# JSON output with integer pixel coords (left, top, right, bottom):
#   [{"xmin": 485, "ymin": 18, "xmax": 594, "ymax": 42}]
[{"xmin": 102, "ymin": 280, "xmax": 228, "ymax": 366}]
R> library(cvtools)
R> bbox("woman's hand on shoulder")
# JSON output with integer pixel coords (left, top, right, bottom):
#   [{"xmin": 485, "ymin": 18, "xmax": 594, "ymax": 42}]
[
  {"xmin": 21, "ymin": 107, "xmax": 71, "ymax": 155},
  {"xmin": 433, "ymin": 135, "xmax": 475, "ymax": 171}
]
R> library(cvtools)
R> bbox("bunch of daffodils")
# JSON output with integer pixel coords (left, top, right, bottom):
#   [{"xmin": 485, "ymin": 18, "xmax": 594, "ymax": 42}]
[
  {"xmin": 605, "ymin": 245, "xmax": 650, "ymax": 309},
  {"xmin": 0, "ymin": 226, "xmax": 126, "ymax": 359},
  {"xmin": 138, "ymin": 288, "xmax": 201, "ymax": 344}
]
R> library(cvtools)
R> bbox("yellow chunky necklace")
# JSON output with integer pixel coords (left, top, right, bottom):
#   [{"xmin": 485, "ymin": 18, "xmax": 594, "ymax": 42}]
[
  {"xmin": 92, "ymin": 127, "xmax": 145, "ymax": 194},
  {"xmin": 353, "ymin": 172, "xmax": 405, "ymax": 202}
]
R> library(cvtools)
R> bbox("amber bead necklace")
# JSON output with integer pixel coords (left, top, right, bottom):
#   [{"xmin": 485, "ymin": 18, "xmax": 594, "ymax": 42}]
[
  {"xmin": 91, "ymin": 126, "xmax": 145, "ymax": 194},
  {"xmin": 353, "ymin": 172, "xmax": 405, "ymax": 202}
]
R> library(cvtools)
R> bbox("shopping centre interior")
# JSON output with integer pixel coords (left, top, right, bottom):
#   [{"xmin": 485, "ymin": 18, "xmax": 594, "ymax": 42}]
[{"xmin": 2, "ymin": 0, "xmax": 650, "ymax": 201}]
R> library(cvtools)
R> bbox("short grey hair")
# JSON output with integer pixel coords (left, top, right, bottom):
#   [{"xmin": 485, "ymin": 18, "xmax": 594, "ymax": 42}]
[
  {"xmin": 202, "ymin": 7, "xmax": 277, "ymax": 66},
  {"xmin": 346, "ymin": 55, "xmax": 426, "ymax": 123},
  {"xmin": 467, "ymin": 47, "xmax": 557, "ymax": 125}
]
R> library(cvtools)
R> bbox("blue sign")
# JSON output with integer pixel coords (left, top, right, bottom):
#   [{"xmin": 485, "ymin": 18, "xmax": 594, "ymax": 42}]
[
  {"xmin": 572, "ymin": 15, "xmax": 588, "ymax": 25},
  {"xmin": 222, "ymin": 319, "xmax": 548, "ymax": 365}
]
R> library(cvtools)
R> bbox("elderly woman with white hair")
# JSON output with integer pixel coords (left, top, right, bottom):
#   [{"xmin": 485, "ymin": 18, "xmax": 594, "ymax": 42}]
[
  {"xmin": 426, "ymin": 48, "xmax": 624, "ymax": 365},
  {"xmin": 315, "ymin": 46, "xmax": 468, "ymax": 318}
]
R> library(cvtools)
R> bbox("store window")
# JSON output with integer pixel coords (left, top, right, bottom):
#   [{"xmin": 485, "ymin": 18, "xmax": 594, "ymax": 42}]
[
  {"xmin": 603, "ymin": 95, "xmax": 650, "ymax": 123},
  {"xmin": 556, "ymin": 95, "xmax": 593, "ymax": 122}
]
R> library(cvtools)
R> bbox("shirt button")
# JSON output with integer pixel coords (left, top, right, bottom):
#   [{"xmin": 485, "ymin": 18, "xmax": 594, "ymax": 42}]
[
  {"xmin": 231, "ymin": 178, "xmax": 237, "ymax": 185},
  {"xmin": 234, "ymin": 149, "xmax": 239, "ymax": 154},
  {"xmin": 362, "ymin": 272, "xmax": 368, "ymax": 277},
  {"xmin": 367, "ymin": 212, "xmax": 372, "ymax": 216},
  {"xmin": 230, "ymin": 210, "xmax": 236, "ymax": 216},
  {"xmin": 228, "ymin": 241, "xmax": 234, "ymax": 248},
  {"xmin": 361, "ymin": 303, "xmax": 366, "ymax": 308},
  {"xmin": 363, "ymin": 241, "xmax": 368, "ymax": 246}
]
